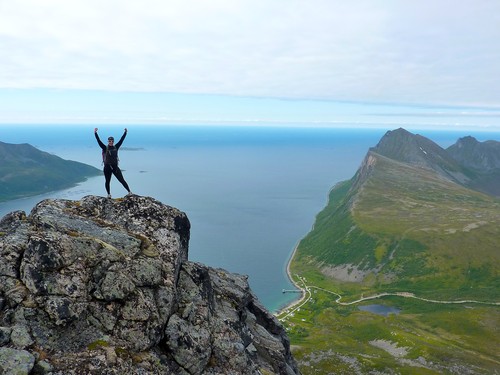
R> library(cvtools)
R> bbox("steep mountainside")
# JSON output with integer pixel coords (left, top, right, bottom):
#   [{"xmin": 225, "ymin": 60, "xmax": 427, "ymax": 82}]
[
  {"xmin": 0, "ymin": 195, "xmax": 299, "ymax": 374},
  {"xmin": 0, "ymin": 141, "xmax": 100, "ymax": 202},
  {"xmin": 447, "ymin": 135, "xmax": 500, "ymax": 171},
  {"xmin": 370, "ymin": 128, "xmax": 473, "ymax": 184},
  {"xmin": 447, "ymin": 136, "xmax": 500, "ymax": 196},
  {"xmin": 286, "ymin": 128, "xmax": 500, "ymax": 374},
  {"xmin": 296, "ymin": 148, "xmax": 500, "ymax": 298}
]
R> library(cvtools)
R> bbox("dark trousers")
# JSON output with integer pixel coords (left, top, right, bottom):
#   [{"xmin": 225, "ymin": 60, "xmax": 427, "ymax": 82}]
[{"xmin": 103, "ymin": 164, "xmax": 130, "ymax": 194}]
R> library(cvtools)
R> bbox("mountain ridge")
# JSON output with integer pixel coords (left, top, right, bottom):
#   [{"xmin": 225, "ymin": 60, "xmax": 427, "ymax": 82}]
[
  {"xmin": 317, "ymin": 128, "xmax": 500, "ymax": 293},
  {"xmin": 447, "ymin": 135, "xmax": 500, "ymax": 171},
  {"xmin": 285, "ymin": 128, "xmax": 500, "ymax": 373},
  {"xmin": 446, "ymin": 135, "xmax": 500, "ymax": 196},
  {"xmin": 365, "ymin": 127, "xmax": 500, "ymax": 197},
  {"xmin": 370, "ymin": 128, "xmax": 471, "ymax": 184}
]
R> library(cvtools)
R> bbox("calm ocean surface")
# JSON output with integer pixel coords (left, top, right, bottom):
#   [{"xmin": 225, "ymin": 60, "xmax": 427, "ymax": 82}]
[{"xmin": 1, "ymin": 125, "xmax": 499, "ymax": 311}]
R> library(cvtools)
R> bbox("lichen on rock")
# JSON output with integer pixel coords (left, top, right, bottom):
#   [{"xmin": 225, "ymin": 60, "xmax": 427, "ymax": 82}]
[{"xmin": 0, "ymin": 195, "xmax": 300, "ymax": 374}]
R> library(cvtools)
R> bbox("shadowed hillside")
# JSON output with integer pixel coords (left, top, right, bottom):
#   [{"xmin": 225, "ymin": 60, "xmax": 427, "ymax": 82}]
[{"xmin": 447, "ymin": 135, "xmax": 500, "ymax": 196}]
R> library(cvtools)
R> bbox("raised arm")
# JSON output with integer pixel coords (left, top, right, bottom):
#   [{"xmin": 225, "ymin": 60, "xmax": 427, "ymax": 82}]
[
  {"xmin": 115, "ymin": 128, "xmax": 128, "ymax": 149},
  {"xmin": 94, "ymin": 128, "xmax": 106, "ymax": 149}
]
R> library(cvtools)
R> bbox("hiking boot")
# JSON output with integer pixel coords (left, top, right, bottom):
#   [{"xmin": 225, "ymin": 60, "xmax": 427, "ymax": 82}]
[{"xmin": 107, "ymin": 194, "xmax": 112, "ymax": 199}]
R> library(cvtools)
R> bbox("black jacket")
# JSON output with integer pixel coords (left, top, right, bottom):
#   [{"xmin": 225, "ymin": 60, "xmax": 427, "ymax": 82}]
[{"xmin": 95, "ymin": 131, "xmax": 127, "ymax": 165}]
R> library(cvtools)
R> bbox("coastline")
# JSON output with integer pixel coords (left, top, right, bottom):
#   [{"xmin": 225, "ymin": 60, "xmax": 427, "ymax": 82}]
[
  {"xmin": 273, "ymin": 241, "xmax": 306, "ymax": 316},
  {"xmin": 3, "ymin": 127, "xmax": 372, "ymax": 314},
  {"xmin": 273, "ymin": 182, "xmax": 341, "ymax": 316}
]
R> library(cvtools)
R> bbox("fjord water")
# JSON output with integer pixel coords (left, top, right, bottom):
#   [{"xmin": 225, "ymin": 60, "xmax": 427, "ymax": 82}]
[{"xmin": 1, "ymin": 125, "xmax": 499, "ymax": 311}]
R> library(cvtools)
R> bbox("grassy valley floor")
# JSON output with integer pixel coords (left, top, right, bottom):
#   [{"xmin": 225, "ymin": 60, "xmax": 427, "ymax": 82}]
[
  {"xmin": 279, "ymin": 152, "xmax": 500, "ymax": 374},
  {"xmin": 277, "ymin": 273, "xmax": 499, "ymax": 374}
]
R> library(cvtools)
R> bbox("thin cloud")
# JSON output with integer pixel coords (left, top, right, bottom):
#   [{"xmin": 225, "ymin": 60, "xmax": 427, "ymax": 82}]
[{"xmin": 0, "ymin": 0, "xmax": 499, "ymax": 107}]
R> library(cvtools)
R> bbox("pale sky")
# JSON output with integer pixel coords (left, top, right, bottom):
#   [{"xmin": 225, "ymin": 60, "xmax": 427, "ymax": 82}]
[{"xmin": 0, "ymin": 0, "xmax": 499, "ymax": 129}]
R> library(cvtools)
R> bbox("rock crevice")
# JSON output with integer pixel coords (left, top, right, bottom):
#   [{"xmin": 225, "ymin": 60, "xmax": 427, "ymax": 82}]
[{"xmin": 0, "ymin": 195, "xmax": 299, "ymax": 374}]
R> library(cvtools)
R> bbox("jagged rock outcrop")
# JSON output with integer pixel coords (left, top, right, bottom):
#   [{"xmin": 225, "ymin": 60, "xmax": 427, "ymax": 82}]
[{"xmin": 0, "ymin": 195, "xmax": 300, "ymax": 374}]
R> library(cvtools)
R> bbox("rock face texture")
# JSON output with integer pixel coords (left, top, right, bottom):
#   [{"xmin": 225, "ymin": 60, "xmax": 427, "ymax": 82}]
[
  {"xmin": 371, "ymin": 128, "xmax": 471, "ymax": 184},
  {"xmin": 447, "ymin": 136, "xmax": 500, "ymax": 172},
  {"xmin": 0, "ymin": 195, "xmax": 300, "ymax": 374}
]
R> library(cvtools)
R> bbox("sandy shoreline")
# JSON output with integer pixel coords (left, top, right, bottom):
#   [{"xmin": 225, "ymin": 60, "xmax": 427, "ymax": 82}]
[
  {"xmin": 273, "ymin": 183, "xmax": 339, "ymax": 316},
  {"xmin": 273, "ymin": 241, "xmax": 306, "ymax": 316}
]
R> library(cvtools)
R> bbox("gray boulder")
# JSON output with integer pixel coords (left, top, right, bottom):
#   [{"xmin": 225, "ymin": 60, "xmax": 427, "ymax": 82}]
[{"xmin": 0, "ymin": 195, "xmax": 300, "ymax": 374}]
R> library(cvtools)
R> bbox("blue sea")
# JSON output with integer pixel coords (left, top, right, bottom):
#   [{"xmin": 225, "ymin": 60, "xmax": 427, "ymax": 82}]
[{"xmin": 1, "ymin": 125, "xmax": 499, "ymax": 312}]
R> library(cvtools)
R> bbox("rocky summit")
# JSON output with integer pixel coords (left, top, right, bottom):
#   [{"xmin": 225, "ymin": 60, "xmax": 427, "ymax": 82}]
[{"xmin": 0, "ymin": 195, "xmax": 299, "ymax": 375}]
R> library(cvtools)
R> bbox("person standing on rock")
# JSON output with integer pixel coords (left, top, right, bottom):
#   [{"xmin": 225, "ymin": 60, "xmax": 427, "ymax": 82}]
[{"xmin": 94, "ymin": 128, "xmax": 132, "ymax": 198}]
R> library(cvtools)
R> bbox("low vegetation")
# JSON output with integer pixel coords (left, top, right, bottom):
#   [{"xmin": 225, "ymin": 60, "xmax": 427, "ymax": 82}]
[
  {"xmin": 284, "ymin": 150, "xmax": 500, "ymax": 373},
  {"xmin": 0, "ymin": 141, "xmax": 100, "ymax": 201}
]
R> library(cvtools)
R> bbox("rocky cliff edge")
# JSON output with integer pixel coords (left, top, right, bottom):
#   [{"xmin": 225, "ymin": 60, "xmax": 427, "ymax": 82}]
[{"xmin": 0, "ymin": 195, "xmax": 300, "ymax": 375}]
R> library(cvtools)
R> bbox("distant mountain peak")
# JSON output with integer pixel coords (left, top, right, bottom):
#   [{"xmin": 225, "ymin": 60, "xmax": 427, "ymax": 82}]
[
  {"xmin": 446, "ymin": 136, "xmax": 500, "ymax": 196},
  {"xmin": 457, "ymin": 135, "xmax": 478, "ymax": 144},
  {"xmin": 447, "ymin": 136, "xmax": 500, "ymax": 171},
  {"xmin": 370, "ymin": 128, "xmax": 471, "ymax": 184},
  {"xmin": 374, "ymin": 128, "xmax": 439, "ymax": 158},
  {"xmin": 383, "ymin": 127, "xmax": 412, "ymax": 137}
]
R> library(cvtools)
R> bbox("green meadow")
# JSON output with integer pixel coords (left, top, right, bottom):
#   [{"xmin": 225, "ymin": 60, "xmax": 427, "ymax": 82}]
[{"xmin": 282, "ymin": 152, "xmax": 500, "ymax": 374}]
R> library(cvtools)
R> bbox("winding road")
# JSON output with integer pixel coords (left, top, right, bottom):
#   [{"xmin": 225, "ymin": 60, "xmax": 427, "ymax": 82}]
[{"xmin": 277, "ymin": 275, "xmax": 500, "ymax": 320}]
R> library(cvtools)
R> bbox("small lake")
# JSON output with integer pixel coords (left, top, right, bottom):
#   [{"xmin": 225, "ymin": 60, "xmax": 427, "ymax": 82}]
[{"xmin": 358, "ymin": 304, "xmax": 401, "ymax": 316}]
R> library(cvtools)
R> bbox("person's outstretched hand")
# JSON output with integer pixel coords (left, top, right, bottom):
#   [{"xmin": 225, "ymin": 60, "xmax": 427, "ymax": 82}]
[
  {"xmin": 94, "ymin": 128, "xmax": 98, "ymax": 133},
  {"xmin": 124, "ymin": 128, "xmax": 128, "ymax": 132}
]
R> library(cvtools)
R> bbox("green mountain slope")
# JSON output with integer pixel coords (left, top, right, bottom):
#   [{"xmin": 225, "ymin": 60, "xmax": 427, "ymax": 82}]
[
  {"xmin": 282, "ymin": 129, "xmax": 500, "ymax": 374},
  {"xmin": 0, "ymin": 141, "xmax": 100, "ymax": 202},
  {"xmin": 298, "ymin": 151, "xmax": 499, "ymax": 300}
]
